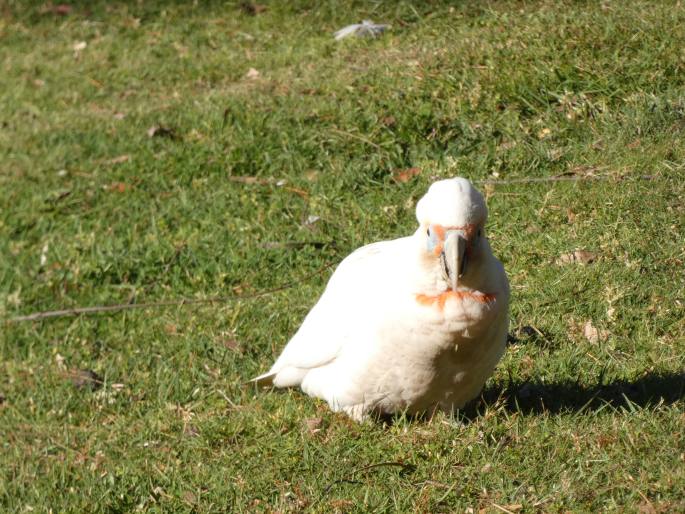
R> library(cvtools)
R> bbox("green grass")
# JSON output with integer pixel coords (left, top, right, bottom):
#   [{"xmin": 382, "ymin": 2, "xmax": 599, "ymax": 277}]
[{"xmin": 1, "ymin": 0, "xmax": 684, "ymax": 511}]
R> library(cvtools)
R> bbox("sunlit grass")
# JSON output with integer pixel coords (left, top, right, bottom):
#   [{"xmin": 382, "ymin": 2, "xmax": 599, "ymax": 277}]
[{"xmin": 1, "ymin": 1, "xmax": 684, "ymax": 511}]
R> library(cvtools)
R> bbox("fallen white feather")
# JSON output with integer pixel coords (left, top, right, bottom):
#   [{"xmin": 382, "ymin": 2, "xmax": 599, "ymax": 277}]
[{"xmin": 334, "ymin": 20, "xmax": 390, "ymax": 40}]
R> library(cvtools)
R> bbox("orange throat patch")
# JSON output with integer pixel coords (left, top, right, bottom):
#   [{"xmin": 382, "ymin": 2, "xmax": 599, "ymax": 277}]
[{"xmin": 416, "ymin": 291, "xmax": 497, "ymax": 310}]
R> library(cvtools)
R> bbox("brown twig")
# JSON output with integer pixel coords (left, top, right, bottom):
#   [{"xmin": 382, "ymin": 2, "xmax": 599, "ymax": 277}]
[
  {"xmin": 227, "ymin": 175, "xmax": 276, "ymax": 185},
  {"xmin": 227, "ymin": 175, "xmax": 309, "ymax": 198},
  {"xmin": 491, "ymin": 503, "xmax": 518, "ymax": 514},
  {"xmin": 6, "ymin": 263, "xmax": 333, "ymax": 324},
  {"xmin": 330, "ymin": 128, "xmax": 381, "ymax": 149},
  {"xmin": 475, "ymin": 174, "xmax": 654, "ymax": 185},
  {"xmin": 259, "ymin": 241, "xmax": 329, "ymax": 250}
]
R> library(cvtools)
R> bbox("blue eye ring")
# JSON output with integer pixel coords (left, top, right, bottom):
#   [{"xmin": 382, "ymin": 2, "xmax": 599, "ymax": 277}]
[{"xmin": 426, "ymin": 226, "xmax": 436, "ymax": 252}]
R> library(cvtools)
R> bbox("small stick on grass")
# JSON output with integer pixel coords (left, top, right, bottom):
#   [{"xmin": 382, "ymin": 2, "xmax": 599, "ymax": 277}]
[
  {"xmin": 475, "ymin": 174, "xmax": 655, "ymax": 185},
  {"xmin": 491, "ymin": 503, "xmax": 518, "ymax": 514},
  {"xmin": 6, "ymin": 263, "xmax": 333, "ymax": 323},
  {"xmin": 330, "ymin": 128, "xmax": 381, "ymax": 149}
]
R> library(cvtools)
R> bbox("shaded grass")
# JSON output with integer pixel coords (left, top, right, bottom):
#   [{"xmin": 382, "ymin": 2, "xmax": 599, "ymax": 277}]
[{"xmin": 1, "ymin": 1, "xmax": 684, "ymax": 511}]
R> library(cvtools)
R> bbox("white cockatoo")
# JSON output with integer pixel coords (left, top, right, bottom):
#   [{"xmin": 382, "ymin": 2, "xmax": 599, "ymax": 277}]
[{"xmin": 253, "ymin": 177, "xmax": 509, "ymax": 421}]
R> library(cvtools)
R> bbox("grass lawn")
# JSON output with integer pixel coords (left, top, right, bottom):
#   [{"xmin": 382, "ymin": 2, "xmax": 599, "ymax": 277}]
[{"xmin": 1, "ymin": 0, "xmax": 684, "ymax": 511}]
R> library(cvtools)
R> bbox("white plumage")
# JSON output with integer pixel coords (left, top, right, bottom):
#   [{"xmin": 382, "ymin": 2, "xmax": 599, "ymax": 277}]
[{"xmin": 253, "ymin": 177, "xmax": 510, "ymax": 421}]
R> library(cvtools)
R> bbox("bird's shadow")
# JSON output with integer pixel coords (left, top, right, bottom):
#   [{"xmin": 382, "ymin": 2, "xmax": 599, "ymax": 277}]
[
  {"xmin": 470, "ymin": 370, "xmax": 685, "ymax": 418},
  {"xmin": 379, "ymin": 371, "xmax": 685, "ymax": 425}
]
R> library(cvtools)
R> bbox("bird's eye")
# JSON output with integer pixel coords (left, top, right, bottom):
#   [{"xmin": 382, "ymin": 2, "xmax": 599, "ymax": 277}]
[
  {"xmin": 426, "ymin": 228, "xmax": 430, "ymax": 237},
  {"xmin": 477, "ymin": 229, "xmax": 482, "ymax": 237}
]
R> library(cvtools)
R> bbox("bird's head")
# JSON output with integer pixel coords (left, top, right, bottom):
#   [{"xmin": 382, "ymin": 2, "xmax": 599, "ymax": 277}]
[{"xmin": 416, "ymin": 177, "xmax": 488, "ymax": 291}]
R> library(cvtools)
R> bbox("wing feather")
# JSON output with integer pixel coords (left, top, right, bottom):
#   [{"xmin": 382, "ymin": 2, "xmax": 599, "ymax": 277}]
[{"xmin": 253, "ymin": 238, "xmax": 409, "ymax": 385}]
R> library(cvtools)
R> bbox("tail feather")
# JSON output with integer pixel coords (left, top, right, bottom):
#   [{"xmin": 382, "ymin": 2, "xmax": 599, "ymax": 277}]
[
  {"xmin": 250, "ymin": 366, "xmax": 308, "ymax": 388},
  {"xmin": 250, "ymin": 371, "xmax": 276, "ymax": 386}
]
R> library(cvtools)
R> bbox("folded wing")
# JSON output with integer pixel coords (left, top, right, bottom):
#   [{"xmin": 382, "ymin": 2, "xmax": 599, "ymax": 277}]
[{"xmin": 252, "ymin": 238, "xmax": 407, "ymax": 387}]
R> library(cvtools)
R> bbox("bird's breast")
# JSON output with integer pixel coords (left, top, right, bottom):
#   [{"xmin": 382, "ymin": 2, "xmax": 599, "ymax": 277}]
[
  {"xmin": 415, "ymin": 290, "xmax": 496, "ymax": 309},
  {"xmin": 401, "ymin": 289, "xmax": 503, "ymax": 350},
  {"xmin": 414, "ymin": 289, "xmax": 499, "ymax": 323}
]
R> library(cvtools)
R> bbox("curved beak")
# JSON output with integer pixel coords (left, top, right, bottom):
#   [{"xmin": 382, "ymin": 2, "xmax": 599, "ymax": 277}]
[{"xmin": 441, "ymin": 230, "xmax": 468, "ymax": 291}]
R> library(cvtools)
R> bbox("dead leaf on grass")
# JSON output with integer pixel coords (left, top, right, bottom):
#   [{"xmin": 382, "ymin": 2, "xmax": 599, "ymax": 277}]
[
  {"xmin": 181, "ymin": 490, "xmax": 197, "ymax": 505},
  {"xmin": 284, "ymin": 186, "xmax": 309, "ymax": 198},
  {"xmin": 147, "ymin": 125, "xmax": 178, "ymax": 139},
  {"xmin": 556, "ymin": 249, "xmax": 597, "ymax": 265},
  {"xmin": 304, "ymin": 417, "xmax": 323, "ymax": 435},
  {"xmin": 596, "ymin": 434, "xmax": 617, "ymax": 449},
  {"xmin": 221, "ymin": 336, "xmax": 241, "ymax": 352},
  {"xmin": 41, "ymin": 3, "xmax": 73, "ymax": 15},
  {"xmin": 566, "ymin": 208, "xmax": 576, "ymax": 224},
  {"xmin": 183, "ymin": 424, "xmax": 200, "ymax": 438},
  {"xmin": 240, "ymin": 1, "xmax": 267, "ymax": 15},
  {"xmin": 55, "ymin": 353, "xmax": 67, "ymax": 370},
  {"xmin": 483, "ymin": 183, "xmax": 495, "ymax": 200},
  {"xmin": 548, "ymin": 147, "xmax": 564, "ymax": 161},
  {"xmin": 108, "ymin": 154, "xmax": 130, "ymax": 165},
  {"xmin": 537, "ymin": 127, "xmax": 551, "ymax": 139},
  {"xmin": 392, "ymin": 167, "xmax": 421, "ymax": 183},
  {"xmin": 245, "ymin": 67, "xmax": 260, "ymax": 80},
  {"xmin": 330, "ymin": 499, "xmax": 354, "ymax": 510},
  {"xmin": 123, "ymin": 17, "xmax": 141, "ymax": 29},
  {"xmin": 107, "ymin": 182, "xmax": 128, "ymax": 193},
  {"xmin": 582, "ymin": 320, "xmax": 608, "ymax": 343},
  {"xmin": 70, "ymin": 369, "xmax": 103, "ymax": 391},
  {"xmin": 519, "ymin": 355, "xmax": 535, "ymax": 372},
  {"xmin": 637, "ymin": 500, "xmax": 674, "ymax": 514}
]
